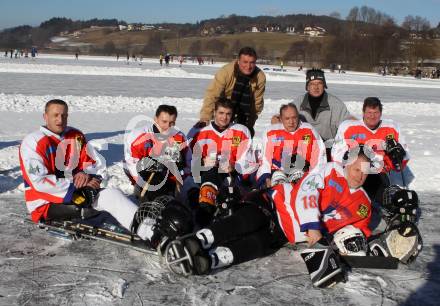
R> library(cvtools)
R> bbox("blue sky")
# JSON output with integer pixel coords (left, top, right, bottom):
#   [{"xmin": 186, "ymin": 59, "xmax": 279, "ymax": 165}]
[{"xmin": 1, "ymin": 0, "xmax": 439, "ymax": 29}]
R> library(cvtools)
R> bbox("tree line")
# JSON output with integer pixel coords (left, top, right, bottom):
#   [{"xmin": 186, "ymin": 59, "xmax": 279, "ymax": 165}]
[{"xmin": 1, "ymin": 7, "xmax": 439, "ymax": 72}]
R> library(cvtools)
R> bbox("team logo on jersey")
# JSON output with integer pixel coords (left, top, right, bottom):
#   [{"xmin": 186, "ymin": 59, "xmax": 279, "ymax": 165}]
[
  {"xmin": 322, "ymin": 210, "xmax": 342, "ymax": 222},
  {"xmin": 272, "ymin": 136, "xmax": 284, "ymax": 143},
  {"xmin": 232, "ymin": 136, "xmax": 241, "ymax": 147},
  {"xmin": 356, "ymin": 204, "xmax": 369, "ymax": 218},
  {"xmin": 302, "ymin": 134, "xmax": 311, "ymax": 144},
  {"xmin": 351, "ymin": 133, "xmax": 366, "ymax": 140},
  {"xmin": 28, "ymin": 163, "xmax": 41, "ymax": 175},
  {"xmin": 301, "ymin": 174, "xmax": 322, "ymax": 191}
]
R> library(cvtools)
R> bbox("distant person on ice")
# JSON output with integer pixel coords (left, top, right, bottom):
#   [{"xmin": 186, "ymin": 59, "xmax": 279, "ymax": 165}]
[
  {"xmin": 31, "ymin": 47, "xmax": 37, "ymax": 59},
  {"xmin": 18, "ymin": 99, "xmax": 184, "ymax": 248},
  {"xmin": 196, "ymin": 47, "xmax": 266, "ymax": 137}
]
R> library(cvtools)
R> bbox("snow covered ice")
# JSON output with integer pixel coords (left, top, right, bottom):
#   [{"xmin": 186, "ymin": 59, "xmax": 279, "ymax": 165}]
[{"xmin": 1, "ymin": 54, "xmax": 440, "ymax": 305}]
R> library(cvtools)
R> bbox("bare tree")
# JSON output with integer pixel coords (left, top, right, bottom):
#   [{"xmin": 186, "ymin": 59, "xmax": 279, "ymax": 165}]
[
  {"xmin": 360, "ymin": 6, "xmax": 370, "ymax": 23},
  {"xmin": 402, "ymin": 15, "xmax": 415, "ymax": 31},
  {"xmin": 402, "ymin": 15, "xmax": 431, "ymax": 33},
  {"xmin": 284, "ymin": 40, "xmax": 308, "ymax": 64},
  {"xmin": 346, "ymin": 7, "xmax": 360, "ymax": 22},
  {"xmin": 407, "ymin": 39, "xmax": 436, "ymax": 67}
]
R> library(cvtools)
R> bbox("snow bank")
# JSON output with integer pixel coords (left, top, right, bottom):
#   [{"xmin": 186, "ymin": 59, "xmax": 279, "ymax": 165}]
[
  {"xmin": 2, "ymin": 57, "xmax": 440, "ymax": 88},
  {"xmin": 1, "ymin": 93, "xmax": 439, "ymax": 118},
  {"xmin": 0, "ymin": 62, "xmax": 212, "ymax": 79}
]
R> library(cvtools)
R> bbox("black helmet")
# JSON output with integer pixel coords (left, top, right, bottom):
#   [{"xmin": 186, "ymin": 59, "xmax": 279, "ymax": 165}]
[{"xmin": 157, "ymin": 200, "xmax": 194, "ymax": 239}]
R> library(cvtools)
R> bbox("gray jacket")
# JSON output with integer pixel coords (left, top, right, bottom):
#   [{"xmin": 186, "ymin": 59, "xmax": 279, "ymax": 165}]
[{"xmin": 291, "ymin": 92, "xmax": 351, "ymax": 141}]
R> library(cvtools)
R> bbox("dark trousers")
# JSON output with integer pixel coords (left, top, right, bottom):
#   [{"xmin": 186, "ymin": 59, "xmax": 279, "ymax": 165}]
[
  {"xmin": 46, "ymin": 203, "xmax": 120, "ymax": 227},
  {"xmin": 207, "ymin": 203, "xmax": 286, "ymax": 265}
]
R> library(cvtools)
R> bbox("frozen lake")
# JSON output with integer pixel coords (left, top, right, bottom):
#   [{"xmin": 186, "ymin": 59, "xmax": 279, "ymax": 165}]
[{"xmin": 0, "ymin": 54, "xmax": 440, "ymax": 305}]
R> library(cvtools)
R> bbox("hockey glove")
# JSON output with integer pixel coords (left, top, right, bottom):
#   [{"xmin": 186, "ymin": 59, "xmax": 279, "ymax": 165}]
[
  {"xmin": 72, "ymin": 186, "xmax": 98, "ymax": 207},
  {"xmin": 369, "ymin": 222, "xmax": 423, "ymax": 264},
  {"xmin": 382, "ymin": 185, "xmax": 418, "ymax": 223},
  {"xmin": 385, "ymin": 138, "xmax": 406, "ymax": 168},
  {"xmin": 136, "ymin": 156, "xmax": 165, "ymax": 179},
  {"xmin": 300, "ymin": 241, "xmax": 345, "ymax": 288},
  {"xmin": 287, "ymin": 168, "xmax": 305, "ymax": 184},
  {"xmin": 270, "ymin": 171, "xmax": 288, "ymax": 186}
]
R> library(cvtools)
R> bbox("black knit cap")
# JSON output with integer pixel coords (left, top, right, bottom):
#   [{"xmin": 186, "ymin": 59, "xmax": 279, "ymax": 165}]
[{"xmin": 305, "ymin": 68, "xmax": 327, "ymax": 90}]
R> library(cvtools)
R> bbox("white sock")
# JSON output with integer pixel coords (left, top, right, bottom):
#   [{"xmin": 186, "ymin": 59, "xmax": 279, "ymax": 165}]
[
  {"xmin": 196, "ymin": 228, "xmax": 214, "ymax": 249},
  {"xmin": 136, "ymin": 217, "xmax": 155, "ymax": 241},
  {"xmin": 209, "ymin": 246, "xmax": 234, "ymax": 269}
]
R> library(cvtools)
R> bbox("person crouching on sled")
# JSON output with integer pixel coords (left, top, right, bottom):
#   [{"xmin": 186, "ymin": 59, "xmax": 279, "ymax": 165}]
[
  {"xmin": 256, "ymin": 102, "xmax": 327, "ymax": 189},
  {"xmin": 164, "ymin": 148, "xmax": 374, "ymax": 287},
  {"xmin": 330, "ymin": 97, "xmax": 422, "ymax": 249},
  {"xmin": 332, "ymin": 97, "xmax": 413, "ymax": 203},
  {"xmin": 19, "ymin": 99, "xmax": 194, "ymax": 249},
  {"xmin": 188, "ymin": 98, "xmax": 256, "ymax": 226},
  {"xmin": 124, "ymin": 104, "xmax": 191, "ymax": 202}
]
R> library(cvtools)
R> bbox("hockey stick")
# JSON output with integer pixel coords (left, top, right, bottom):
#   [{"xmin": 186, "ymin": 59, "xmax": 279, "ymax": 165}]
[
  {"xmin": 140, "ymin": 172, "xmax": 155, "ymax": 198},
  {"xmin": 398, "ymin": 160, "xmax": 407, "ymax": 188},
  {"xmin": 341, "ymin": 255, "xmax": 399, "ymax": 269}
]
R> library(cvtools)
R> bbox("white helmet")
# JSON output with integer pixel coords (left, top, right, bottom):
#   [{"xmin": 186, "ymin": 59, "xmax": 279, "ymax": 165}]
[
  {"xmin": 332, "ymin": 225, "xmax": 368, "ymax": 256},
  {"xmin": 271, "ymin": 170, "xmax": 288, "ymax": 186}
]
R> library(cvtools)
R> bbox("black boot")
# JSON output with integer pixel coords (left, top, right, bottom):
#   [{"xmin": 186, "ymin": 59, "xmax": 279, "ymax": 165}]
[
  {"xmin": 184, "ymin": 237, "xmax": 212, "ymax": 275},
  {"xmin": 163, "ymin": 236, "xmax": 211, "ymax": 276}
]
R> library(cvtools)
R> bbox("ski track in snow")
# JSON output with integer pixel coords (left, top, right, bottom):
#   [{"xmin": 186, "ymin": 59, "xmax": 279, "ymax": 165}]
[{"xmin": 1, "ymin": 54, "xmax": 440, "ymax": 305}]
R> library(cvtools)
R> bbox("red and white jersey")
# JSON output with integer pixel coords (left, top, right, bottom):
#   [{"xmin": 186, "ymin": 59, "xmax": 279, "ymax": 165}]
[
  {"xmin": 271, "ymin": 162, "xmax": 372, "ymax": 244},
  {"xmin": 124, "ymin": 124, "xmax": 191, "ymax": 185},
  {"xmin": 331, "ymin": 119, "xmax": 409, "ymax": 172},
  {"xmin": 19, "ymin": 126, "xmax": 104, "ymax": 222},
  {"xmin": 190, "ymin": 122, "xmax": 255, "ymax": 175},
  {"xmin": 256, "ymin": 122, "xmax": 326, "ymax": 185}
]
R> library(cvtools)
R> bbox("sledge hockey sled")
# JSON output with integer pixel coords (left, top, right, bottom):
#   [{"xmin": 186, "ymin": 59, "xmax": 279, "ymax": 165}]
[{"xmin": 19, "ymin": 216, "xmax": 159, "ymax": 256}]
